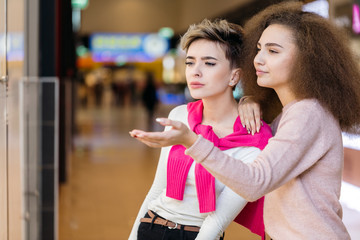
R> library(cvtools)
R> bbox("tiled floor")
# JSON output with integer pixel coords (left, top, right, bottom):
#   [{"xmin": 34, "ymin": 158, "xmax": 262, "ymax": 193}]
[{"xmin": 59, "ymin": 102, "xmax": 360, "ymax": 240}]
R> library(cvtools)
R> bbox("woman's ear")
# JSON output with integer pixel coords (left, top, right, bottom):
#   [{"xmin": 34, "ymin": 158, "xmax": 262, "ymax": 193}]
[{"xmin": 229, "ymin": 68, "xmax": 242, "ymax": 86}]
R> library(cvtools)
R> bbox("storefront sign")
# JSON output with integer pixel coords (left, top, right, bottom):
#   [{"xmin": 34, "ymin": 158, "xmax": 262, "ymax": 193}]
[{"xmin": 90, "ymin": 33, "xmax": 169, "ymax": 63}]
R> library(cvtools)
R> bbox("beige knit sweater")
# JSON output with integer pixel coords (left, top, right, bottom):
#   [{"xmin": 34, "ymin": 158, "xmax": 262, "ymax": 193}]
[{"xmin": 185, "ymin": 99, "xmax": 350, "ymax": 239}]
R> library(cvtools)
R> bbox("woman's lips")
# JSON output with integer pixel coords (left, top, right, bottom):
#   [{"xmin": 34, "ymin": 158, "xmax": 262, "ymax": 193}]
[
  {"xmin": 189, "ymin": 82, "xmax": 204, "ymax": 88},
  {"xmin": 256, "ymin": 70, "xmax": 267, "ymax": 76}
]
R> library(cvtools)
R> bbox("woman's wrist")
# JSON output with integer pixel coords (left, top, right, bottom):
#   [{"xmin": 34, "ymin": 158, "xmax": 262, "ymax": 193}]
[{"xmin": 183, "ymin": 131, "xmax": 198, "ymax": 149}]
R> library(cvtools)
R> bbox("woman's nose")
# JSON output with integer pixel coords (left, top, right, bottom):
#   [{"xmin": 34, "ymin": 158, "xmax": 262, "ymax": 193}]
[
  {"xmin": 192, "ymin": 64, "xmax": 202, "ymax": 77},
  {"xmin": 254, "ymin": 51, "xmax": 264, "ymax": 66}
]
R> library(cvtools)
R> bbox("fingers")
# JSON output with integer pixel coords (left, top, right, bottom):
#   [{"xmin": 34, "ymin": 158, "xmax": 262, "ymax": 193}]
[
  {"xmin": 244, "ymin": 117, "xmax": 252, "ymax": 135},
  {"xmin": 137, "ymin": 138, "xmax": 163, "ymax": 148},
  {"xmin": 238, "ymin": 102, "xmax": 251, "ymax": 133},
  {"xmin": 155, "ymin": 118, "xmax": 171, "ymax": 126},
  {"xmin": 156, "ymin": 118, "xmax": 182, "ymax": 130},
  {"xmin": 129, "ymin": 119, "xmax": 187, "ymax": 147},
  {"xmin": 238, "ymin": 99, "xmax": 262, "ymax": 135},
  {"xmin": 133, "ymin": 135, "xmax": 163, "ymax": 148},
  {"xmin": 129, "ymin": 129, "xmax": 172, "ymax": 148},
  {"xmin": 130, "ymin": 130, "xmax": 164, "ymax": 140},
  {"xmin": 253, "ymin": 104, "xmax": 262, "ymax": 133},
  {"xmin": 246, "ymin": 103, "xmax": 257, "ymax": 135},
  {"xmin": 129, "ymin": 130, "xmax": 160, "ymax": 147},
  {"xmin": 238, "ymin": 106, "xmax": 246, "ymax": 128},
  {"xmin": 129, "ymin": 129, "xmax": 145, "ymax": 137}
]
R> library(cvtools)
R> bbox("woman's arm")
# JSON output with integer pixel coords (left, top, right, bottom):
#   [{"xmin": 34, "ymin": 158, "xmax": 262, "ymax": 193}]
[
  {"xmin": 132, "ymin": 101, "xmax": 331, "ymax": 201},
  {"xmin": 130, "ymin": 96, "xmax": 263, "ymax": 147},
  {"xmin": 197, "ymin": 187, "xmax": 247, "ymax": 240},
  {"xmin": 186, "ymin": 101, "xmax": 329, "ymax": 200},
  {"xmin": 196, "ymin": 148, "xmax": 261, "ymax": 240}
]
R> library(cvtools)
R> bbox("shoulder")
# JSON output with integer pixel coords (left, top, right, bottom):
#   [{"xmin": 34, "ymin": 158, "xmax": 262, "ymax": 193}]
[
  {"xmin": 278, "ymin": 99, "xmax": 341, "ymax": 139},
  {"xmin": 168, "ymin": 104, "xmax": 187, "ymax": 118},
  {"xmin": 282, "ymin": 99, "xmax": 326, "ymax": 124},
  {"xmin": 287, "ymin": 98, "xmax": 319, "ymax": 112},
  {"xmin": 168, "ymin": 104, "xmax": 188, "ymax": 124},
  {"xmin": 287, "ymin": 99, "xmax": 328, "ymax": 114},
  {"xmin": 286, "ymin": 99, "xmax": 337, "ymax": 126},
  {"xmin": 270, "ymin": 100, "xmax": 321, "ymax": 133}
]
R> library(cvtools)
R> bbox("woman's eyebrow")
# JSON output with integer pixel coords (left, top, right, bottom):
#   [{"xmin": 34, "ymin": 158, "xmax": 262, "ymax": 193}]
[
  {"xmin": 265, "ymin": 42, "xmax": 284, "ymax": 48},
  {"xmin": 201, "ymin": 56, "xmax": 218, "ymax": 60},
  {"xmin": 185, "ymin": 56, "xmax": 218, "ymax": 60},
  {"xmin": 257, "ymin": 42, "xmax": 284, "ymax": 48}
]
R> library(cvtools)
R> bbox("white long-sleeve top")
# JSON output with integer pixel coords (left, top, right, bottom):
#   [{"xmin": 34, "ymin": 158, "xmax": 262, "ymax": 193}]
[{"xmin": 128, "ymin": 104, "xmax": 261, "ymax": 240}]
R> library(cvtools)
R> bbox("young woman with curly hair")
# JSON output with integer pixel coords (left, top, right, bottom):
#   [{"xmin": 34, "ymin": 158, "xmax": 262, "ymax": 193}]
[{"xmin": 130, "ymin": 2, "xmax": 360, "ymax": 239}]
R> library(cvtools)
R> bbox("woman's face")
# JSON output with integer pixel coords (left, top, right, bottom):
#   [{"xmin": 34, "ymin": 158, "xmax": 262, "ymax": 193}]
[
  {"xmin": 185, "ymin": 39, "xmax": 239, "ymax": 100},
  {"xmin": 254, "ymin": 24, "xmax": 298, "ymax": 94}
]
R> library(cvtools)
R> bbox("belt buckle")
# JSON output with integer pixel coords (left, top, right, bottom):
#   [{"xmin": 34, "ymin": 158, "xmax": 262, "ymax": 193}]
[{"xmin": 168, "ymin": 222, "xmax": 178, "ymax": 230}]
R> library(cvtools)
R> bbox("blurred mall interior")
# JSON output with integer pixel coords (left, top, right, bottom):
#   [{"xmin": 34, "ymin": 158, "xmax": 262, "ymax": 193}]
[{"xmin": 0, "ymin": 0, "xmax": 360, "ymax": 239}]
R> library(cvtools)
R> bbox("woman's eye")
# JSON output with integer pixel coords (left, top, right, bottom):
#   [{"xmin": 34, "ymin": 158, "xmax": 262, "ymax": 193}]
[
  {"xmin": 205, "ymin": 62, "xmax": 216, "ymax": 66},
  {"xmin": 185, "ymin": 62, "xmax": 193, "ymax": 66},
  {"xmin": 269, "ymin": 49, "xmax": 278, "ymax": 54},
  {"xmin": 256, "ymin": 47, "xmax": 261, "ymax": 52}
]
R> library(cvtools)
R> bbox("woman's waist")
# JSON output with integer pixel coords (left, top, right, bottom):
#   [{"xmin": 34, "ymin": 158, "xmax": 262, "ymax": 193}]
[{"xmin": 148, "ymin": 192, "xmax": 208, "ymax": 226}]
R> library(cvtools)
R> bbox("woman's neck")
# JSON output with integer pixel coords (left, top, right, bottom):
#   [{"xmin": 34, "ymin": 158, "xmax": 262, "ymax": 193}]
[
  {"xmin": 275, "ymin": 86, "xmax": 297, "ymax": 107},
  {"xmin": 201, "ymin": 95, "xmax": 238, "ymax": 137}
]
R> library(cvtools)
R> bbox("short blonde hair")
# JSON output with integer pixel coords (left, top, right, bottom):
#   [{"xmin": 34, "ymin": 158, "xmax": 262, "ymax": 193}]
[{"xmin": 180, "ymin": 19, "xmax": 244, "ymax": 69}]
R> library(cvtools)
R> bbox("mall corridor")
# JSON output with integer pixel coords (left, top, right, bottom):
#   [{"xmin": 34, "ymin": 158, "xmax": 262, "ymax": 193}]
[
  {"xmin": 58, "ymin": 102, "xmax": 263, "ymax": 240},
  {"xmin": 2, "ymin": 1, "xmax": 360, "ymax": 239}
]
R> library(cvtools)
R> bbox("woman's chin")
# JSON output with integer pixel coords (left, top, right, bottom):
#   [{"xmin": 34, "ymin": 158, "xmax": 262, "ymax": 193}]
[
  {"xmin": 257, "ymin": 79, "xmax": 268, "ymax": 88},
  {"xmin": 189, "ymin": 93, "xmax": 202, "ymax": 100}
]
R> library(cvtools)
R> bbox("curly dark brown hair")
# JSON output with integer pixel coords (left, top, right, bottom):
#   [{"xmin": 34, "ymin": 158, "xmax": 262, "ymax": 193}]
[{"xmin": 241, "ymin": 1, "xmax": 360, "ymax": 133}]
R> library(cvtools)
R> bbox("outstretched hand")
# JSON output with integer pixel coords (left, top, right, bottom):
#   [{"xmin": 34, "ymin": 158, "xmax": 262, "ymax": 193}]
[{"xmin": 129, "ymin": 118, "xmax": 198, "ymax": 149}]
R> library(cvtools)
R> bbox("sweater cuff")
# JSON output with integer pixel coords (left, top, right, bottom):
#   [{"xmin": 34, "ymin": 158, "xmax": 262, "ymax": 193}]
[{"xmin": 185, "ymin": 135, "xmax": 214, "ymax": 163}]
